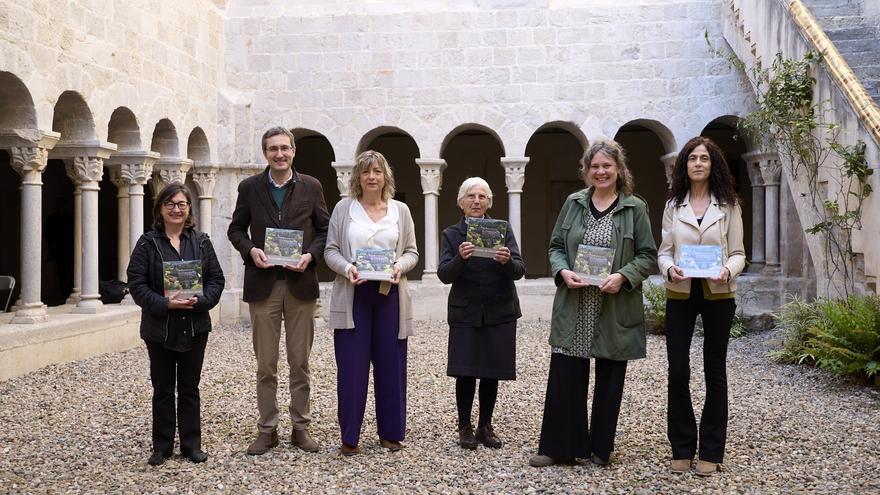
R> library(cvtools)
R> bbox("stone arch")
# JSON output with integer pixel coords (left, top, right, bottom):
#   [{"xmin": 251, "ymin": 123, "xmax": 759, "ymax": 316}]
[
  {"xmin": 359, "ymin": 126, "xmax": 424, "ymax": 279},
  {"xmin": 0, "ymin": 72, "xmax": 37, "ymax": 130},
  {"xmin": 523, "ymin": 124, "xmax": 588, "ymax": 277},
  {"xmin": 701, "ymin": 116, "xmax": 753, "ymax": 262},
  {"xmin": 440, "ymin": 123, "xmax": 506, "ymax": 158},
  {"xmin": 439, "ymin": 124, "xmax": 507, "ymax": 254},
  {"xmin": 614, "ymin": 119, "xmax": 673, "ymax": 245},
  {"xmin": 52, "ymin": 91, "xmax": 96, "ymax": 141},
  {"xmin": 107, "ymin": 107, "xmax": 141, "ymax": 152},
  {"xmin": 290, "ymin": 128, "xmax": 337, "ymax": 282},
  {"xmin": 150, "ymin": 118, "xmax": 179, "ymax": 157},
  {"xmin": 187, "ymin": 127, "xmax": 210, "ymax": 165}
]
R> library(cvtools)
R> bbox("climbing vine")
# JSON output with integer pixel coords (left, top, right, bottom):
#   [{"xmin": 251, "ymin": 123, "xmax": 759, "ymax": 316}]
[{"xmin": 707, "ymin": 30, "xmax": 873, "ymax": 296}]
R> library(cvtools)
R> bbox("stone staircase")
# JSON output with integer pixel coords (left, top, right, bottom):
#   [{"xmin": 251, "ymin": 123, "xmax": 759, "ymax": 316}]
[{"xmin": 802, "ymin": 0, "xmax": 880, "ymax": 104}]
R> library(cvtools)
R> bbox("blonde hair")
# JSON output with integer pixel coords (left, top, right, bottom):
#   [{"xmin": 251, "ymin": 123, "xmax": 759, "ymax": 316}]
[
  {"xmin": 580, "ymin": 139, "xmax": 634, "ymax": 195},
  {"xmin": 456, "ymin": 177, "xmax": 493, "ymax": 209},
  {"xmin": 348, "ymin": 150, "xmax": 396, "ymax": 201}
]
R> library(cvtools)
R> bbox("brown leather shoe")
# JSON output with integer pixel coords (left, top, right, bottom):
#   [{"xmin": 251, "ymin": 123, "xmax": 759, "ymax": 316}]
[
  {"xmin": 340, "ymin": 443, "xmax": 360, "ymax": 456},
  {"xmin": 695, "ymin": 460, "xmax": 721, "ymax": 477},
  {"xmin": 528, "ymin": 454, "xmax": 555, "ymax": 467},
  {"xmin": 246, "ymin": 431, "xmax": 279, "ymax": 455},
  {"xmin": 475, "ymin": 424, "xmax": 502, "ymax": 449},
  {"xmin": 670, "ymin": 458, "xmax": 693, "ymax": 474},
  {"xmin": 457, "ymin": 425, "xmax": 478, "ymax": 450},
  {"xmin": 379, "ymin": 438, "xmax": 403, "ymax": 452},
  {"xmin": 292, "ymin": 429, "xmax": 319, "ymax": 453}
]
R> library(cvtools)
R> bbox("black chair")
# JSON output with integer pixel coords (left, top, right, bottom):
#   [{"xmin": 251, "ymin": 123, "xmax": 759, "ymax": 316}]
[{"xmin": 0, "ymin": 275, "xmax": 15, "ymax": 313}]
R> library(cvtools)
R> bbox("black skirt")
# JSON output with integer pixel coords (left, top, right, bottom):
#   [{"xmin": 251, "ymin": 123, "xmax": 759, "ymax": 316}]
[{"xmin": 446, "ymin": 320, "xmax": 517, "ymax": 380}]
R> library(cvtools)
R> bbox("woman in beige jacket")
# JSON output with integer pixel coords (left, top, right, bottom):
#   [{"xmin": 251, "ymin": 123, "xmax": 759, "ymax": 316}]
[{"xmin": 657, "ymin": 136, "xmax": 745, "ymax": 477}]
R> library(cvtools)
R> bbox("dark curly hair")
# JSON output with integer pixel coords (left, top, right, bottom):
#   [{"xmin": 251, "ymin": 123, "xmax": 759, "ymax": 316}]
[
  {"xmin": 152, "ymin": 183, "xmax": 196, "ymax": 231},
  {"xmin": 667, "ymin": 136, "xmax": 738, "ymax": 207}
]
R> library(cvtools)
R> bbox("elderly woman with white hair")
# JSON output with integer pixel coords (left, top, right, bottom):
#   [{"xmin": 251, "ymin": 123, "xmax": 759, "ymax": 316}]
[{"xmin": 437, "ymin": 177, "xmax": 525, "ymax": 450}]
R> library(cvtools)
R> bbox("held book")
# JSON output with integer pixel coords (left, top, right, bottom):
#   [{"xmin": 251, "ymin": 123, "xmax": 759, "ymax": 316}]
[
  {"xmin": 678, "ymin": 244, "xmax": 723, "ymax": 278},
  {"xmin": 162, "ymin": 260, "xmax": 203, "ymax": 298},
  {"xmin": 355, "ymin": 247, "xmax": 396, "ymax": 281},
  {"xmin": 573, "ymin": 244, "xmax": 615, "ymax": 286},
  {"xmin": 466, "ymin": 218, "xmax": 507, "ymax": 258},
  {"xmin": 264, "ymin": 228, "xmax": 304, "ymax": 266}
]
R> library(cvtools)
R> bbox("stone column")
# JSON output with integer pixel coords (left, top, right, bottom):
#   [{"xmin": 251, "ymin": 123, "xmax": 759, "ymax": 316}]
[
  {"xmin": 192, "ymin": 166, "xmax": 219, "ymax": 236},
  {"xmin": 6, "ymin": 132, "xmax": 60, "ymax": 323},
  {"xmin": 743, "ymin": 151, "xmax": 770, "ymax": 273},
  {"xmin": 64, "ymin": 170, "xmax": 83, "ymax": 304},
  {"xmin": 151, "ymin": 157, "xmax": 194, "ymax": 198},
  {"xmin": 106, "ymin": 152, "xmax": 159, "ymax": 288},
  {"xmin": 500, "ymin": 157, "xmax": 528, "ymax": 246},
  {"xmin": 109, "ymin": 170, "xmax": 131, "ymax": 282},
  {"xmin": 331, "ymin": 161, "xmax": 354, "ymax": 198},
  {"xmin": 660, "ymin": 152, "xmax": 677, "ymax": 187},
  {"xmin": 760, "ymin": 156, "xmax": 782, "ymax": 274},
  {"xmin": 416, "ymin": 158, "xmax": 447, "ymax": 282}
]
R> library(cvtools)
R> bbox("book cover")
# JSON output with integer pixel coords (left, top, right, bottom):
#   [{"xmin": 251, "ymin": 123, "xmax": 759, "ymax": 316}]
[
  {"xmin": 466, "ymin": 218, "xmax": 507, "ymax": 258},
  {"xmin": 355, "ymin": 247, "xmax": 396, "ymax": 281},
  {"xmin": 162, "ymin": 260, "xmax": 203, "ymax": 298},
  {"xmin": 573, "ymin": 244, "xmax": 615, "ymax": 286},
  {"xmin": 264, "ymin": 228, "xmax": 304, "ymax": 266},
  {"xmin": 678, "ymin": 244, "xmax": 723, "ymax": 278}
]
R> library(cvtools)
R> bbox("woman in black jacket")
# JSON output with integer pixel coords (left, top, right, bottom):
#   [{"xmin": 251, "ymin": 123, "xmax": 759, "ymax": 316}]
[
  {"xmin": 127, "ymin": 184, "xmax": 225, "ymax": 466},
  {"xmin": 438, "ymin": 177, "xmax": 525, "ymax": 450}
]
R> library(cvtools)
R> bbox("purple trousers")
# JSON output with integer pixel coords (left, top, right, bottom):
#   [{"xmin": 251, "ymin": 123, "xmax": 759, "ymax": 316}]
[{"xmin": 334, "ymin": 282, "xmax": 407, "ymax": 446}]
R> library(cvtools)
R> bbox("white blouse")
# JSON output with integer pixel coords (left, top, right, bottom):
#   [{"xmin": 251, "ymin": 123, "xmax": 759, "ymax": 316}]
[{"xmin": 345, "ymin": 200, "xmax": 400, "ymax": 274}]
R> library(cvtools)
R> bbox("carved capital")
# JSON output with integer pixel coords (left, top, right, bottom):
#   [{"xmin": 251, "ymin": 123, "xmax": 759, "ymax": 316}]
[
  {"xmin": 416, "ymin": 158, "xmax": 447, "ymax": 195},
  {"xmin": 9, "ymin": 145, "xmax": 50, "ymax": 179},
  {"xmin": 743, "ymin": 150, "xmax": 778, "ymax": 186},
  {"xmin": 67, "ymin": 155, "xmax": 104, "ymax": 183},
  {"xmin": 151, "ymin": 158, "xmax": 194, "ymax": 196},
  {"xmin": 191, "ymin": 167, "xmax": 219, "ymax": 197},
  {"xmin": 104, "ymin": 151, "xmax": 159, "ymax": 186},
  {"xmin": 660, "ymin": 152, "xmax": 677, "ymax": 186},
  {"xmin": 747, "ymin": 162, "xmax": 765, "ymax": 187},
  {"xmin": 759, "ymin": 158, "xmax": 782, "ymax": 186},
  {"xmin": 331, "ymin": 161, "xmax": 354, "ymax": 197},
  {"xmin": 501, "ymin": 157, "xmax": 529, "ymax": 193}
]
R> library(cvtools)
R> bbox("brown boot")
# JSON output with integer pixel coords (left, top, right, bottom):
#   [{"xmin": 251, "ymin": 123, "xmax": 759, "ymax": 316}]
[
  {"xmin": 292, "ymin": 429, "xmax": 319, "ymax": 453},
  {"xmin": 457, "ymin": 425, "xmax": 478, "ymax": 450},
  {"xmin": 340, "ymin": 443, "xmax": 360, "ymax": 456},
  {"xmin": 379, "ymin": 438, "xmax": 404, "ymax": 452},
  {"xmin": 246, "ymin": 431, "xmax": 279, "ymax": 455},
  {"xmin": 475, "ymin": 424, "xmax": 502, "ymax": 449}
]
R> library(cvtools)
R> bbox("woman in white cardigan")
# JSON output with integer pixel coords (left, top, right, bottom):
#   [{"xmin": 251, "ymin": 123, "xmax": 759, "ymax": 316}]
[{"xmin": 324, "ymin": 150, "xmax": 419, "ymax": 455}]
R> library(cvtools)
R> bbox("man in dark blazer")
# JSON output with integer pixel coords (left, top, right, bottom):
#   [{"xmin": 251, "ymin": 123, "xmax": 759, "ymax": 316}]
[{"xmin": 227, "ymin": 126, "xmax": 330, "ymax": 455}]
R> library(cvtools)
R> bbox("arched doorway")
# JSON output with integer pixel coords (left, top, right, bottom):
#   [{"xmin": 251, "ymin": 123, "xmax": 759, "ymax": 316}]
[
  {"xmin": 702, "ymin": 117, "xmax": 753, "ymax": 262},
  {"xmin": 614, "ymin": 120, "xmax": 674, "ymax": 246},
  {"xmin": 358, "ymin": 127, "xmax": 423, "ymax": 279},
  {"xmin": 523, "ymin": 124, "xmax": 587, "ymax": 277},
  {"xmin": 439, "ymin": 125, "xmax": 507, "ymax": 264},
  {"xmin": 291, "ymin": 128, "xmax": 337, "ymax": 282}
]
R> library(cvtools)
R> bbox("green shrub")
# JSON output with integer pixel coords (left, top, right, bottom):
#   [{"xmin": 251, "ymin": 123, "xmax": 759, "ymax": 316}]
[
  {"xmin": 773, "ymin": 294, "xmax": 880, "ymax": 384},
  {"xmin": 643, "ymin": 280, "xmax": 666, "ymax": 335}
]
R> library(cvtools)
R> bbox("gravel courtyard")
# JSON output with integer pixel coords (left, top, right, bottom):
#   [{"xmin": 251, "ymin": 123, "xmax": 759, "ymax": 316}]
[{"xmin": 1, "ymin": 319, "xmax": 878, "ymax": 494}]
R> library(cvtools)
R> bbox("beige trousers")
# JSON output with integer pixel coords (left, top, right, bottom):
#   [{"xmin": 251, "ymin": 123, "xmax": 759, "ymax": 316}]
[{"xmin": 250, "ymin": 280, "xmax": 316, "ymax": 433}]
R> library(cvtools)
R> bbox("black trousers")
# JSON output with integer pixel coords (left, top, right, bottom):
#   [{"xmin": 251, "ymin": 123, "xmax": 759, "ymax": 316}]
[
  {"xmin": 145, "ymin": 337, "xmax": 207, "ymax": 455},
  {"xmin": 665, "ymin": 283, "xmax": 736, "ymax": 463},
  {"xmin": 537, "ymin": 353, "xmax": 628, "ymax": 462}
]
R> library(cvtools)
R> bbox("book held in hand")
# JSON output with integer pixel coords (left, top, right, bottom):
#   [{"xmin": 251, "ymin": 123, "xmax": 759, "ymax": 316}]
[
  {"xmin": 573, "ymin": 244, "xmax": 615, "ymax": 286},
  {"xmin": 264, "ymin": 228, "xmax": 304, "ymax": 266},
  {"xmin": 163, "ymin": 260, "xmax": 203, "ymax": 298},
  {"xmin": 355, "ymin": 247, "xmax": 396, "ymax": 281},
  {"xmin": 466, "ymin": 218, "xmax": 507, "ymax": 258},
  {"xmin": 678, "ymin": 244, "xmax": 723, "ymax": 278}
]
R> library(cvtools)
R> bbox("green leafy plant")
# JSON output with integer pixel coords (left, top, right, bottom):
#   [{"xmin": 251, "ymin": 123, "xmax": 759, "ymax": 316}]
[
  {"xmin": 773, "ymin": 294, "xmax": 880, "ymax": 385},
  {"xmin": 643, "ymin": 280, "xmax": 666, "ymax": 335}
]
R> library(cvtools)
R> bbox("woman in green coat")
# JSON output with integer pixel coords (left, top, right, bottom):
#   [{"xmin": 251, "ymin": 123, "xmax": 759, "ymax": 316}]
[{"xmin": 529, "ymin": 140, "xmax": 657, "ymax": 467}]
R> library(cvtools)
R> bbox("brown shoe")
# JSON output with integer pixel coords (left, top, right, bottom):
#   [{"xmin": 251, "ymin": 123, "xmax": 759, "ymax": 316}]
[
  {"xmin": 475, "ymin": 424, "xmax": 502, "ymax": 449},
  {"xmin": 246, "ymin": 431, "xmax": 279, "ymax": 455},
  {"xmin": 670, "ymin": 458, "xmax": 693, "ymax": 474},
  {"xmin": 292, "ymin": 429, "xmax": 319, "ymax": 453},
  {"xmin": 528, "ymin": 454, "xmax": 556, "ymax": 467},
  {"xmin": 695, "ymin": 460, "xmax": 721, "ymax": 477},
  {"xmin": 340, "ymin": 443, "xmax": 360, "ymax": 456},
  {"xmin": 457, "ymin": 425, "xmax": 478, "ymax": 450},
  {"xmin": 379, "ymin": 438, "xmax": 403, "ymax": 452}
]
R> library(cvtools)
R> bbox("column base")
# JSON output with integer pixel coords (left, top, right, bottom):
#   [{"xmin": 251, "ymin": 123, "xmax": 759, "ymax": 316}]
[
  {"xmin": 66, "ymin": 291, "xmax": 82, "ymax": 305},
  {"xmin": 761, "ymin": 264, "xmax": 782, "ymax": 275},
  {"xmin": 11, "ymin": 303, "xmax": 49, "ymax": 324},
  {"xmin": 72, "ymin": 296, "xmax": 105, "ymax": 314},
  {"xmin": 747, "ymin": 262, "xmax": 766, "ymax": 273}
]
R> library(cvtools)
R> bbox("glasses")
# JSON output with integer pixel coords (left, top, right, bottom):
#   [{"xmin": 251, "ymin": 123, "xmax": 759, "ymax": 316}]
[
  {"xmin": 163, "ymin": 201, "xmax": 190, "ymax": 211},
  {"xmin": 267, "ymin": 145, "xmax": 293, "ymax": 153}
]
